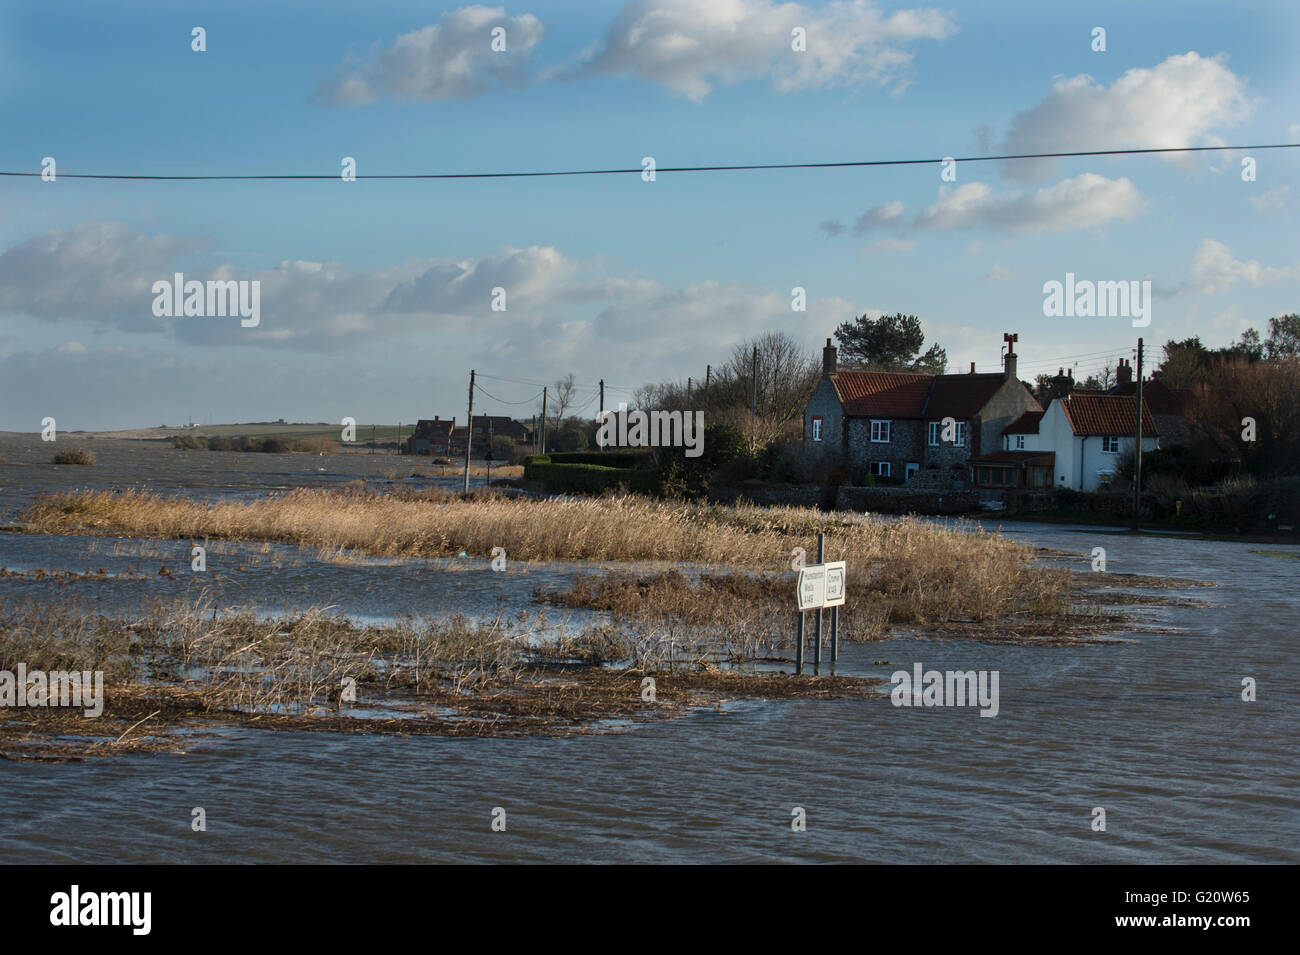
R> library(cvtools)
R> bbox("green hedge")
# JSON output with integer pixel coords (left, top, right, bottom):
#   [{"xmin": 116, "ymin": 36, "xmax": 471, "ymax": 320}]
[
  {"xmin": 524, "ymin": 460, "xmax": 661, "ymax": 494},
  {"xmin": 543, "ymin": 450, "xmax": 653, "ymax": 469}
]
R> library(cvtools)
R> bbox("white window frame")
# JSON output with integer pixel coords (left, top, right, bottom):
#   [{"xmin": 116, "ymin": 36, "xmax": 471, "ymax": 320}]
[
  {"xmin": 1102, "ymin": 436, "xmax": 1121, "ymax": 453},
  {"xmin": 929, "ymin": 420, "xmax": 966, "ymax": 446},
  {"xmin": 1015, "ymin": 434, "xmax": 1025, "ymax": 450},
  {"xmin": 870, "ymin": 461, "xmax": 891, "ymax": 477},
  {"xmin": 811, "ymin": 416, "xmax": 823, "ymax": 442},
  {"xmin": 870, "ymin": 419, "xmax": 891, "ymax": 443}
]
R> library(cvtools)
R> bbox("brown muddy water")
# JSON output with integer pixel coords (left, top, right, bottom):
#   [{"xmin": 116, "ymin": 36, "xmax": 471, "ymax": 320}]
[{"xmin": 0, "ymin": 437, "xmax": 1296, "ymax": 863}]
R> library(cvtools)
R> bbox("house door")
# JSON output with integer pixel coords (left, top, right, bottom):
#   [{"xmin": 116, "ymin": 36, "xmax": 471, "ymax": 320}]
[{"xmin": 905, "ymin": 462, "xmax": 919, "ymax": 482}]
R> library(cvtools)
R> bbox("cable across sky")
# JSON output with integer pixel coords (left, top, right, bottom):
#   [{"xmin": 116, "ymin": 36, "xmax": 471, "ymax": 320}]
[{"xmin": 2, "ymin": 143, "xmax": 1296, "ymax": 181}]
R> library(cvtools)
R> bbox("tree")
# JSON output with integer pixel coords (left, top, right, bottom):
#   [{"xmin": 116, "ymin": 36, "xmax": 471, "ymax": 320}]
[
  {"xmin": 833, "ymin": 312, "xmax": 947, "ymax": 372},
  {"xmin": 1265, "ymin": 314, "xmax": 1300, "ymax": 360},
  {"xmin": 550, "ymin": 372, "xmax": 578, "ymax": 430},
  {"xmin": 633, "ymin": 331, "xmax": 819, "ymax": 453}
]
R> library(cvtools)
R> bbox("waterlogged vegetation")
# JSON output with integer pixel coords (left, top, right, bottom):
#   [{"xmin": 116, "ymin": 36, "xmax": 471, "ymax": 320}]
[
  {"xmin": 4, "ymin": 485, "xmax": 1215, "ymax": 760},
  {"xmin": 0, "ymin": 597, "xmax": 876, "ymax": 761}
]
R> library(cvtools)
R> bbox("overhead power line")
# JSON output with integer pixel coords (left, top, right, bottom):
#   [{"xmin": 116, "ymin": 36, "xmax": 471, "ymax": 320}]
[{"xmin": 3, "ymin": 143, "xmax": 1295, "ymax": 182}]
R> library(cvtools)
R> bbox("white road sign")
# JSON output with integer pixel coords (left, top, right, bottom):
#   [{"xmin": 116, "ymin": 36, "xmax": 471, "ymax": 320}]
[
  {"xmin": 823, "ymin": 561, "xmax": 846, "ymax": 607},
  {"xmin": 797, "ymin": 564, "xmax": 825, "ymax": 610},
  {"xmin": 797, "ymin": 561, "xmax": 847, "ymax": 610}
]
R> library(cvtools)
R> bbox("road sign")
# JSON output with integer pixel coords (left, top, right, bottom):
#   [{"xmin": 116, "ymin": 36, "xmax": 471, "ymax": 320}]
[
  {"xmin": 797, "ymin": 564, "xmax": 826, "ymax": 610},
  {"xmin": 823, "ymin": 560, "xmax": 846, "ymax": 607},
  {"xmin": 797, "ymin": 561, "xmax": 847, "ymax": 610}
]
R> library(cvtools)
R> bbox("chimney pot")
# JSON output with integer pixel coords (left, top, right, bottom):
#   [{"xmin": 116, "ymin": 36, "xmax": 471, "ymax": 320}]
[
  {"xmin": 822, "ymin": 338, "xmax": 837, "ymax": 377},
  {"xmin": 970, "ymin": 361, "xmax": 976, "ymax": 374}
]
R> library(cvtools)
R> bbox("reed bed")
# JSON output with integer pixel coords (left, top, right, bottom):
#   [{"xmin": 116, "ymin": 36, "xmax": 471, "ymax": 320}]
[{"xmin": 22, "ymin": 488, "xmax": 1036, "ymax": 577}]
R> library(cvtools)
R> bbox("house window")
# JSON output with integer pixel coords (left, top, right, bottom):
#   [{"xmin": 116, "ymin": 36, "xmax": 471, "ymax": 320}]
[
  {"xmin": 1102, "ymin": 436, "xmax": 1121, "ymax": 453},
  {"xmin": 870, "ymin": 461, "xmax": 891, "ymax": 477},
  {"xmin": 870, "ymin": 419, "xmax": 891, "ymax": 443},
  {"xmin": 928, "ymin": 420, "xmax": 965, "ymax": 446},
  {"xmin": 811, "ymin": 416, "xmax": 823, "ymax": 442},
  {"xmin": 1016, "ymin": 435, "xmax": 1025, "ymax": 450}
]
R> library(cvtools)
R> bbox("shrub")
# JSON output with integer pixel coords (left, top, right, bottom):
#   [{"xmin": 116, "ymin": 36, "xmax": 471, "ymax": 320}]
[
  {"xmin": 53, "ymin": 446, "xmax": 95, "ymax": 465},
  {"xmin": 172, "ymin": 434, "xmax": 207, "ymax": 450},
  {"xmin": 293, "ymin": 437, "xmax": 337, "ymax": 454},
  {"xmin": 524, "ymin": 461, "xmax": 661, "ymax": 495}
]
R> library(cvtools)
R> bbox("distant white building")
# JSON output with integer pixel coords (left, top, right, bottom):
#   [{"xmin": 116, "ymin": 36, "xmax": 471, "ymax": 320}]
[{"xmin": 1001, "ymin": 392, "xmax": 1159, "ymax": 491}]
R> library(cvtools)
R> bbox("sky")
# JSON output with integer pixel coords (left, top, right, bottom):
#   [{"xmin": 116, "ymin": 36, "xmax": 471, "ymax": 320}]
[{"xmin": 0, "ymin": 0, "xmax": 1297, "ymax": 430}]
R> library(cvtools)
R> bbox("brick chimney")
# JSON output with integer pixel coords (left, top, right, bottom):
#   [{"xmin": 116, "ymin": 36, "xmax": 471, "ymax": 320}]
[
  {"xmin": 822, "ymin": 337, "xmax": 837, "ymax": 378},
  {"xmin": 1051, "ymin": 367, "xmax": 1075, "ymax": 399},
  {"xmin": 1002, "ymin": 332, "xmax": 1019, "ymax": 380},
  {"xmin": 1116, "ymin": 357, "xmax": 1132, "ymax": 386}
]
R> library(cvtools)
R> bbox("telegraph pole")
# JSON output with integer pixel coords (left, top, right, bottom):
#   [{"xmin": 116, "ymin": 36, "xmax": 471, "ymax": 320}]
[
  {"xmin": 750, "ymin": 346, "xmax": 758, "ymax": 449},
  {"xmin": 687, "ymin": 377, "xmax": 692, "ymax": 402},
  {"xmin": 599, "ymin": 379, "xmax": 605, "ymax": 420},
  {"xmin": 540, "ymin": 386, "xmax": 548, "ymax": 454},
  {"xmin": 1132, "ymin": 339, "xmax": 1144, "ymax": 530},
  {"xmin": 463, "ymin": 370, "xmax": 475, "ymax": 494}
]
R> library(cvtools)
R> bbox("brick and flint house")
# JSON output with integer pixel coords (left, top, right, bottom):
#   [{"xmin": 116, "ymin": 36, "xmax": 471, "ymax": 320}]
[
  {"xmin": 408, "ymin": 414, "xmax": 531, "ymax": 457},
  {"xmin": 803, "ymin": 334, "xmax": 1042, "ymax": 484},
  {"xmin": 407, "ymin": 417, "xmax": 457, "ymax": 455}
]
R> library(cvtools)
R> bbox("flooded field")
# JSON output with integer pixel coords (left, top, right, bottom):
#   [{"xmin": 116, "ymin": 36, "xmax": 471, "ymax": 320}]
[{"xmin": 1, "ymin": 437, "xmax": 1296, "ymax": 863}]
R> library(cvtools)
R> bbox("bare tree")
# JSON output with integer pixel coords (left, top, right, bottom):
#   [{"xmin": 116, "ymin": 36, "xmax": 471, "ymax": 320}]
[{"xmin": 551, "ymin": 372, "xmax": 578, "ymax": 430}]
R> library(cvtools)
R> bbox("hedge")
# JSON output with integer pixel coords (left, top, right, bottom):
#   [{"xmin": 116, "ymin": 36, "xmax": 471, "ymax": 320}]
[
  {"xmin": 541, "ymin": 450, "xmax": 654, "ymax": 469},
  {"xmin": 524, "ymin": 459, "xmax": 661, "ymax": 494}
]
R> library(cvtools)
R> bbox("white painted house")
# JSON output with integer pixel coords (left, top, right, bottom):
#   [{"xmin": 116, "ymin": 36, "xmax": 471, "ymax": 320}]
[{"xmin": 1001, "ymin": 393, "xmax": 1159, "ymax": 491}]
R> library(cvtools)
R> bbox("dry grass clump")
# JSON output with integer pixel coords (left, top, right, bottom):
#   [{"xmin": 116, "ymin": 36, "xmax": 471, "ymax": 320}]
[
  {"xmin": 22, "ymin": 488, "xmax": 1036, "ymax": 574},
  {"xmin": 52, "ymin": 446, "xmax": 95, "ymax": 465},
  {"xmin": 536, "ymin": 559, "xmax": 1076, "ymax": 649}
]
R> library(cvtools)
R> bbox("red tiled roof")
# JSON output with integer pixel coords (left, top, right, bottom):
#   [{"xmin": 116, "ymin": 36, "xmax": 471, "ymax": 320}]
[
  {"xmin": 1005, "ymin": 411, "xmax": 1044, "ymax": 434},
  {"xmin": 1061, "ymin": 394, "xmax": 1158, "ymax": 437},
  {"xmin": 832, "ymin": 371, "xmax": 933, "ymax": 417},
  {"xmin": 832, "ymin": 369, "xmax": 1034, "ymax": 419},
  {"xmin": 925, "ymin": 374, "xmax": 1020, "ymax": 418}
]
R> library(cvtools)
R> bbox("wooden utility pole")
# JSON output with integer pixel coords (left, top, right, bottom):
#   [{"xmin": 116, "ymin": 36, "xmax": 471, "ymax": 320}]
[
  {"xmin": 1132, "ymin": 338, "xmax": 1144, "ymax": 530},
  {"xmin": 599, "ymin": 379, "xmax": 605, "ymax": 420},
  {"xmin": 540, "ymin": 386, "xmax": 548, "ymax": 454},
  {"xmin": 463, "ymin": 370, "xmax": 475, "ymax": 494},
  {"xmin": 750, "ymin": 345, "xmax": 758, "ymax": 449},
  {"xmin": 687, "ymin": 377, "xmax": 692, "ymax": 402}
]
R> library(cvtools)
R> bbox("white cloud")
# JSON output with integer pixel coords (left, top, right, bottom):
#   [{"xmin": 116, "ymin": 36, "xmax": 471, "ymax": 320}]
[
  {"xmin": 984, "ymin": 263, "xmax": 1011, "ymax": 282},
  {"xmin": 823, "ymin": 173, "xmax": 1144, "ymax": 237},
  {"xmin": 576, "ymin": 0, "xmax": 956, "ymax": 101},
  {"xmin": 316, "ymin": 6, "xmax": 545, "ymax": 104},
  {"xmin": 1188, "ymin": 239, "xmax": 1297, "ymax": 294},
  {"xmin": 997, "ymin": 53, "xmax": 1252, "ymax": 182},
  {"xmin": 1247, "ymin": 185, "xmax": 1290, "ymax": 214},
  {"xmin": 861, "ymin": 238, "xmax": 915, "ymax": 255}
]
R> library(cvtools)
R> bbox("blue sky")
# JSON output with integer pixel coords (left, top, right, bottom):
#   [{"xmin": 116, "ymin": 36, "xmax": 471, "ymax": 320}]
[{"xmin": 1, "ymin": 0, "xmax": 1296, "ymax": 429}]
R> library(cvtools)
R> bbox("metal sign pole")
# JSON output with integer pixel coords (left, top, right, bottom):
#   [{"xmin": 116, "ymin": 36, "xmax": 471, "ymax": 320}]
[
  {"xmin": 796, "ymin": 611, "xmax": 804, "ymax": 675},
  {"xmin": 814, "ymin": 532, "xmax": 825, "ymax": 668},
  {"xmin": 831, "ymin": 606, "xmax": 839, "ymax": 663}
]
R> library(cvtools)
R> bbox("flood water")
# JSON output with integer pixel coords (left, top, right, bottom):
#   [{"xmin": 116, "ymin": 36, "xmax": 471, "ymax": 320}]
[{"xmin": 1, "ymin": 438, "xmax": 1296, "ymax": 863}]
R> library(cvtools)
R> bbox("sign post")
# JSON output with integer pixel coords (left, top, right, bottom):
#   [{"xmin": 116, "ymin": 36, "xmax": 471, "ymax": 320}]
[{"xmin": 794, "ymin": 546, "xmax": 847, "ymax": 675}]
